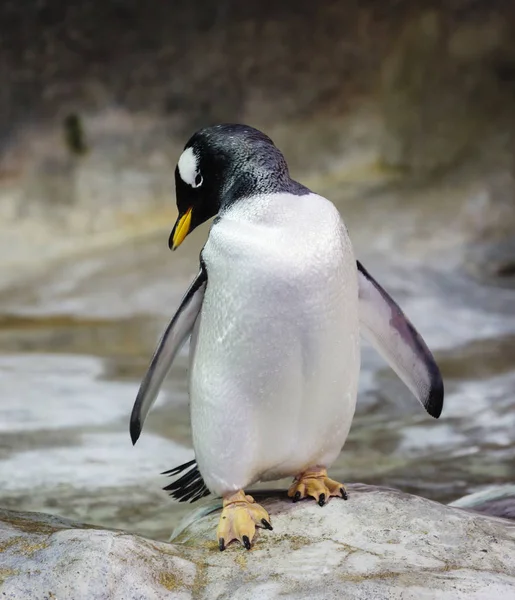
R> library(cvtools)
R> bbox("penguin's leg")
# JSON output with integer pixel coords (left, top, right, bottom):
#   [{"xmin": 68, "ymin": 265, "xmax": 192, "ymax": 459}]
[
  {"xmin": 216, "ymin": 490, "xmax": 273, "ymax": 551},
  {"xmin": 287, "ymin": 466, "xmax": 348, "ymax": 506}
]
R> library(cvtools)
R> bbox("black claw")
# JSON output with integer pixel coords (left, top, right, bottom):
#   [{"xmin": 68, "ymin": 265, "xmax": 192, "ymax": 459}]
[
  {"xmin": 293, "ymin": 491, "xmax": 301, "ymax": 503},
  {"xmin": 261, "ymin": 518, "xmax": 273, "ymax": 531},
  {"xmin": 242, "ymin": 535, "xmax": 251, "ymax": 550},
  {"xmin": 218, "ymin": 538, "xmax": 225, "ymax": 552},
  {"xmin": 318, "ymin": 493, "xmax": 326, "ymax": 507},
  {"xmin": 341, "ymin": 488, "xmax": 348, "ymax": 501}
]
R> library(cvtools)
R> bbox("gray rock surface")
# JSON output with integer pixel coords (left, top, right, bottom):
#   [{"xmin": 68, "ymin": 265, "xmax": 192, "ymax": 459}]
[
  {"xmin": 1, "ymin": 485, "xmax": 515, "ymax": 599},
  {"xmin": 450, "ymin": 484, "xmax": 515, "ymax": 520}
]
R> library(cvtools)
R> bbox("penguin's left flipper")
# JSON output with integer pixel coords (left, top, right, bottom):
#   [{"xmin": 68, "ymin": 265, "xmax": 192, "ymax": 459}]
[
  {"xmin": 357, "ymin": 261, "xmax": 444, "ymax": 418},
  {"xmin": 130, "ymin": 265, "xmax": 207, "ymax": 444}
]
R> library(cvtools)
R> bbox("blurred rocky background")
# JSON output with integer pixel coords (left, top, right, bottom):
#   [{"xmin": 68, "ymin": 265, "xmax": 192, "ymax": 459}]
[
  {"xmin": 2, "ymin": 0, "xmax": 515, "ymax": 276},
  {"xmin": 0, "ymin": 0, "xmax": 514, "ymax": 541}
]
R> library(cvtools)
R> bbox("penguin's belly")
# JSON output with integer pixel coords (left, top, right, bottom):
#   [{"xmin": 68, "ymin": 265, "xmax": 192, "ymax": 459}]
[{"xmin": 190, "ymin": 196, "xmax": 360, "ymax": 494}]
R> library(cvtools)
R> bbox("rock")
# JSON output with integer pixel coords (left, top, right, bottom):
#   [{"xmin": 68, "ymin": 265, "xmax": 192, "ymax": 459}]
[
  {"xmin": 464, "ymin": 234, "xmax": 515, "ymax": 288},
  {"xmin": 450, "ymin": 485, "xmax": 515, "ymax": 521},
  {"xmin": 1, "ymin": 485, "xmax": 515, "ymax": 599},
  {"xmin": 379, "ymin": 10, "xmax": 515, "ymax": 174},
  {"xmin": 0, "ymin": 509, "xmax": 198, "ymax": 600}
]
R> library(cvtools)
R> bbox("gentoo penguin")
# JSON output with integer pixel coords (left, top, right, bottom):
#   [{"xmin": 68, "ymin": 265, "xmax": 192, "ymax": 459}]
[{"xmin": 130, "ymin": 124, "xmax": 444, "ymax": 551}]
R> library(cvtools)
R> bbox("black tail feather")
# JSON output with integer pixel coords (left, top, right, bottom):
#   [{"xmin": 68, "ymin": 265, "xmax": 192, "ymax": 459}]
[
  {"xmin": 161, "ymin": 459, "xmax": 197, "ymax": 477},
  {"xmin": 162, "ymin": 459, "xmax": 210, "ymax": 503}
]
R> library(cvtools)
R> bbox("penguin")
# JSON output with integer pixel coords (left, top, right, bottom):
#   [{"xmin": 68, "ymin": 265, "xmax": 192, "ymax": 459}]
[{"xmin": 130, "ymin": 124, "xmax": 444, "ymax": 551}]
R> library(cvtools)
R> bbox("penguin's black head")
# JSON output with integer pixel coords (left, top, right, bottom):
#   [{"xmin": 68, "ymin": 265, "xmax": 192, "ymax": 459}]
[{"xmin": 169, "ymin": 123, "xmax": 301, "ymax": 250}]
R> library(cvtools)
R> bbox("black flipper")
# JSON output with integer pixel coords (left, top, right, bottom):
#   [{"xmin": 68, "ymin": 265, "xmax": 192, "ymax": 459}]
[
  {"xmin": 130, "ymin": 266, "xmax": 207, "ymax": 445},
  {"xmin": 357, "ymin": 261, "xmax": 444, "ymax": 418}
]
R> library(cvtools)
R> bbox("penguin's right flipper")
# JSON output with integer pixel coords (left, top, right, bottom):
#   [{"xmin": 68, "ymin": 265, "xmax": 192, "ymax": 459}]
[
  {"xmin": 357, "ymin": 261, "xmax": 444, "ymax": 418},
  {"xmin": 130, "ymin": 265, "xmax": 207, "ymax": 444}
]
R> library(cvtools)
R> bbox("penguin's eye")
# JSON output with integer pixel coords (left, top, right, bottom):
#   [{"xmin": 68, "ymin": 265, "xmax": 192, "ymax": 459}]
[{"xmin": 193, "ymin": 173, "xmax": 203, "ymax": 188}]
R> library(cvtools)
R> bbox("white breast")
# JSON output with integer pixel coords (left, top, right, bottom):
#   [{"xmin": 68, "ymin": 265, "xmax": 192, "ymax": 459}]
[{"xmin": 189, "ymin": 192, "xmax": 360, "ymax": 495}]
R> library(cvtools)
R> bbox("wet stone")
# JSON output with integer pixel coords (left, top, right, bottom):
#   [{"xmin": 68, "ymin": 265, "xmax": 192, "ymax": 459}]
[{"xmin": 1, "ymin": 486, "xmax": 515, "ymax": 599}]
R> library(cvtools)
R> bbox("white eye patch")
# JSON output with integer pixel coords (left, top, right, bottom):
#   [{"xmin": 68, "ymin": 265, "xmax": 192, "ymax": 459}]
[{"xmin": 177, "ymin": 147, "xmax": 203, "ymax": 188}]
